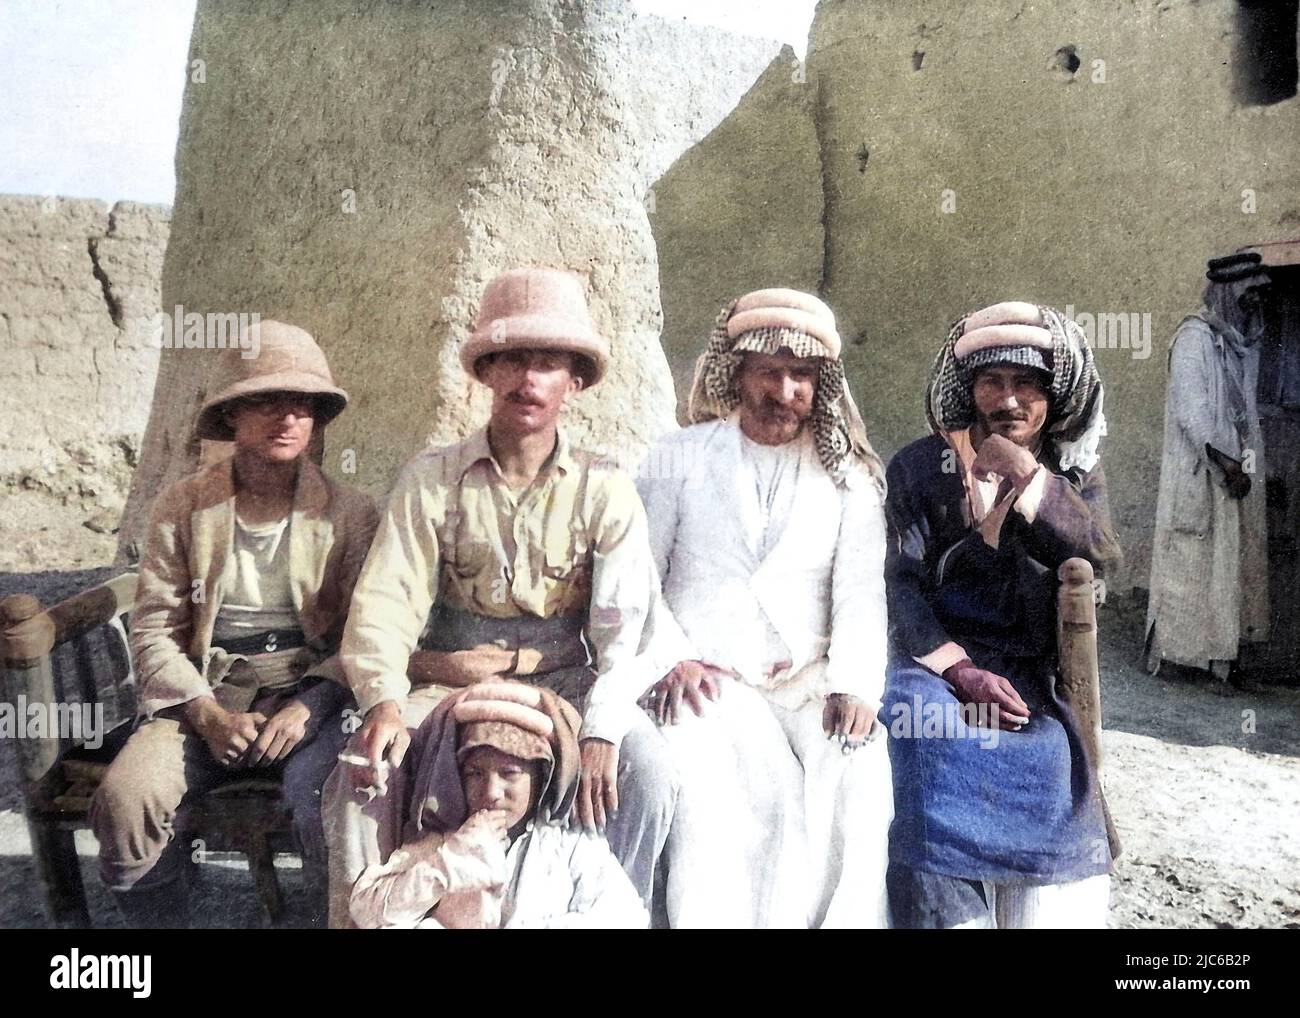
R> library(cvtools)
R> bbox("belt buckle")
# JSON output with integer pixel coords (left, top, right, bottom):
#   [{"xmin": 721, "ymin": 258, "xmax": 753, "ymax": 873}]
[{"xmin": 264, "ymin": 632, "xmax": 279, "ymax": 653}]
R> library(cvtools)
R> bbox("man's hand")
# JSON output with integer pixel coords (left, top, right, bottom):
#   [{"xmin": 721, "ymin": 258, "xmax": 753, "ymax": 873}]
[
  {"xmin": 971, "ymin": 433, "xmax": 1040, "ymax": 492},
  {"xmin": 942, "ymin": 659, "xmax": 1031, "ymax": 731},
  {"xmin": 652, "ymin": 659, "xmax": 729, "ymax": 726},
  {"xmin": 245, "ymin": 698, "xmax": 310, "ymax": 766},
  {"xmin": 407, "ymin": 645, "xmax": 516, "ymax": 688},
  {"xmin": 1225, "ymin": 469, "xmax": 1252, "ymax": 500},
  {"xmin": 185, "ymin": 698, "xmax": 267, "ymax": 766},
  {"xmin": 576, "ymin": 738, "xmax": 619, "ymax": 834},
  {"xmin": 1207, "ymin": 445, "xmax": 1252, "ymax": 500},
  {"xmin": 822, "ymin": 693, "xmax": 877, "ymax": 751},
  {"xmin": 346, "ymin": 700, "xmax": 409, "ymax": 788}
]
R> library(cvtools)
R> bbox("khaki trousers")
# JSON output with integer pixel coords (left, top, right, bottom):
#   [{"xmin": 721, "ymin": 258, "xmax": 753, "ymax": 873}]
[{"xmin": 91, "ymin": 684, "xmax": 350, "ymax": 893}]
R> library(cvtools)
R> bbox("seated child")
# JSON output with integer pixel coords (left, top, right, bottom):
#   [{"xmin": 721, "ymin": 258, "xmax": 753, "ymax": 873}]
[{"xmin": 349, "ymin": 681, "xmax": 648, "ymax": 929}]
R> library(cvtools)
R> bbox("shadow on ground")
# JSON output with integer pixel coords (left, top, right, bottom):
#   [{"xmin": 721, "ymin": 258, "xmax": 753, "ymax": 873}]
[
  {"xmin": 1099, "ymin": 596, "xmax": 1300, "ymax": 758},
  {"xmin": 0, "ymin": 826, "xmax": 324, "ymax": 929}
]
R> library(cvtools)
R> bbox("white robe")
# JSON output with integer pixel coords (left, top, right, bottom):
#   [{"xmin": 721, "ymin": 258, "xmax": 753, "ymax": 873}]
[
  {"xmin": 1146, "ymin": 317, "xmax": 1269, "ymax": 671},
  {"xmin": 637, "ymin": 418, "xmax": 893, "ymax": 928},
  {"xmin": 350, "ymin": 821, "xmax": 648, "ymax": 930}
]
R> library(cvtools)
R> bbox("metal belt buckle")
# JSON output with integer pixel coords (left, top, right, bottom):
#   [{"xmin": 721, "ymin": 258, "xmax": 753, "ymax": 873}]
[{"xmin": 264, "ymin": 631, "xmax": 279, "ymax": 653}]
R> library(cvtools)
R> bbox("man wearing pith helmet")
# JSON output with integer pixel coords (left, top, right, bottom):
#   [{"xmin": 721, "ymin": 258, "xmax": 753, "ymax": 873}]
[
  {"xmin": 91, "ymin": 320, "xmax": 378, "ymax": 928},
  {"xmin": 326, "ymin": 266, "xmax": 678, "ymax": 926}
]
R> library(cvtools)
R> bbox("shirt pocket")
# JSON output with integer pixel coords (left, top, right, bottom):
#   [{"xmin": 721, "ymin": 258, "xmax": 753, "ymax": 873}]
[
  {"xmin": 439, "ymin": 508, "xmax": 495, "ymax": 579},
  {"xmin": 541, "ymin": 521, "xmax": 590, "ymax": 580}
]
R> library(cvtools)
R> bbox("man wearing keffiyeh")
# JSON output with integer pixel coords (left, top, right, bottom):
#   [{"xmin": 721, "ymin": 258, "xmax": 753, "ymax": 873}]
[
  {"xmin": 638, "ymin": 288, "xmax": 894, "ymax": 928},
  {"xmin": 882, "ymin": 300, "xmax": 1122, "ymax": 929},
  {"xmin": 1146, "ymin": 253, "xmax": 1272, "ymax": 683}
]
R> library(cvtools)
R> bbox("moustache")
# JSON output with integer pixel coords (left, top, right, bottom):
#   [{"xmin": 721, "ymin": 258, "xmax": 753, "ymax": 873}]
[
  {"xmin": 990, "ymin": 411, "xmax": 1029, "ymax": 423},
  {"xmin": 761, "ymin": 400, "xmax": 806, "ymax": 418},
  {"xmin": 505, "ymin": 393, "xmax": 545, "ymax": 407}
]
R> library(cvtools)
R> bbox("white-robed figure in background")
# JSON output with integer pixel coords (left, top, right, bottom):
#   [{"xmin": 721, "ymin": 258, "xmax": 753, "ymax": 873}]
[
  {"xmin": 637, "ymin": 289, "xmax": 893, "ymax": 928},
  {"xmin": 1146, "ymin": 253, "xmax": 1272, "ymax": 683}
]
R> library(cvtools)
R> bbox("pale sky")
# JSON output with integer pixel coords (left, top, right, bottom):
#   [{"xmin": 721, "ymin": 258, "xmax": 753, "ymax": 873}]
[{"xmin": 0, "ymin": 0, "xmax": 816, "ymax": 206}]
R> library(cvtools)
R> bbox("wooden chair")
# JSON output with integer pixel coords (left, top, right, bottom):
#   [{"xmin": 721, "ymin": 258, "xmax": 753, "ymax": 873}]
[
  {"xmin": 1057, "ymin": 557, "xmax": 1122, "ymax": 861},
  {"xmin": 0, "ymin": 574, "xmax": 296, "ymax": 928}
]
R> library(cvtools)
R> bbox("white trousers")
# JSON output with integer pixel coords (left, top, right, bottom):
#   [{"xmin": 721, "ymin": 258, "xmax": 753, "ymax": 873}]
[
  {"xmin": 661, "ymin": 680, "xmax": 892, "ymax": 928},
  {"xmin": 950, "ymin": 874, "xmax": 1111, "ymax": 929}
]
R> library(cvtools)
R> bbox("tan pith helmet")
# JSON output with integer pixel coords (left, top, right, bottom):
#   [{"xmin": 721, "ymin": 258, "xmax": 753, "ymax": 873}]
[
  {"xmin": 460, "ymin": 267, "xmax": 611, "ymax": 387},
  {"xmin": 194, "ymin": 319, "xmax": 349, "ymax": 441}
]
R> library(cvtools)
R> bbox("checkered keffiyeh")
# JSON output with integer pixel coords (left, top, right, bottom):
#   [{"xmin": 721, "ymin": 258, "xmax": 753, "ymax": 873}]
[
  {"xmin": 925, "ymin": 305, "xmax": 1107, "ymax": 472},
  {"xmin": 687, "ymin": 300, "xmax": 887, "ymax": 491}
]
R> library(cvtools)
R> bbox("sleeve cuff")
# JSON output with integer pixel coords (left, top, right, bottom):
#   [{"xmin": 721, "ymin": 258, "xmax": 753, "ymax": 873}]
[
  {"xmin": 580, "ymin": 700, "xmax": 641, "ymax": 745},
  {"xmin": 824, "ymin": 667, "xmax": 884, "ymax": 710},
  {"xmin": 355, "ymin": 676, "xmax": 410, "ymax": 717},
  {"xmin": 302, "ymin": 653, "xmax": 349, "ymax": 686},
  {"xmin": 915, "ymin": 641, "xmax": 969, "ymax": 676},
  {"xmin": 645, "ymin": 602, "xmax": 699, "ymax": 681},
  {"xmin": 1013, "ymin": 466, "xmax": 1050, "ymax": 523},
  {"xmin": 138, "ymin": 687, "xmax": 214, "ymax": 721}
]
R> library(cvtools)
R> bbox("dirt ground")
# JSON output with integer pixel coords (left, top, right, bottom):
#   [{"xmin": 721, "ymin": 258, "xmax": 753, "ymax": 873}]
[
  {"xmin": 1097, "ymin": 599, "xmax": 1300, "ymax": 929},
  {"xmin": 0, "ymin": 543, "xmax": 1296, "ymax": 929}
]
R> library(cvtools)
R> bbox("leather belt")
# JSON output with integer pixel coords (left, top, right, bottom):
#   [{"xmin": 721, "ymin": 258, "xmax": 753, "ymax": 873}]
[{"xmin": 211, "ymin": 628, "xmax": 306, "ymax": 656}]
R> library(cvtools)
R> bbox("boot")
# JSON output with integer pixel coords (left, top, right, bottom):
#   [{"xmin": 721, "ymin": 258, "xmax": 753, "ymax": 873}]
[
  {"xmin": 298, "ymin": 856, "xmax": 329, "ymax": 930},
  {"xmin": 111, "ymin": 879, "xmax": 193, "ymax": 929}
]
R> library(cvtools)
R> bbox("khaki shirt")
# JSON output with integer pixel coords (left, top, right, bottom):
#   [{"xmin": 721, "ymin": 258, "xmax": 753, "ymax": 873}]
[{"xmin": 341, "ymin": 427, "xmax": 662, "ymax": 742}]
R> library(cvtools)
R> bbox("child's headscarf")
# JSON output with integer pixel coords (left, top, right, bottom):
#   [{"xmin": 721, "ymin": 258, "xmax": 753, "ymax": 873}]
[{"xmin": 405, "ymin": 681, "xmax": 583, "ymax": 835}]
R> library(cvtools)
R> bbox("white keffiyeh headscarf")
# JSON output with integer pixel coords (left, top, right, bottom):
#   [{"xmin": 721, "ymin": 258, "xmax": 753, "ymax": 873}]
[{"xmin": 687, "ymin": 292, "xmax": 886, "ymax": 492}]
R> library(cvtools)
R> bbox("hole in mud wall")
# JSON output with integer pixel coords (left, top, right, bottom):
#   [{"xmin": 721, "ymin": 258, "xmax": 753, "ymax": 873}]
[
  {"xmin": 1049, "ymin": 44, "xmax": 1081, "ymax": 78},
  {"xmin": 1233, "ymin": 0, "xmax": 1299, "ymax": 106},
  {"xmin": 912, "ymin": 49, "xmax": 926, "ymax": 71}
]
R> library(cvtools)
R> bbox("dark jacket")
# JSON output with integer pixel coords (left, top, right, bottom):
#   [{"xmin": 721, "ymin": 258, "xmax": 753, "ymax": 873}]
[{"xmin": 884, "ymin": 434, "xmax": 1121, "ymax": 668}]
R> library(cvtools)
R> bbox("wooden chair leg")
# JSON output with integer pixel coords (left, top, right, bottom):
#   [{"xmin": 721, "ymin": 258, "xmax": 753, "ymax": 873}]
[
  {"xmin": 245, "ymin": 834, "xmax": 283, "ymax": 927},
  {"xmin": 1057, "ymin": 557, "xmax": 1122, "ymax": 861},
  {"xmin": 28, "ymin": 817, "xmax": 91, "ymax": 928}
]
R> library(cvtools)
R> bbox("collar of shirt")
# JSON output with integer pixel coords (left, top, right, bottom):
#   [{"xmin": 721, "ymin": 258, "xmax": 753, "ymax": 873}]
[{"xmin": 459, "ymin": 425, "xmax": 576, "ymax": 488}]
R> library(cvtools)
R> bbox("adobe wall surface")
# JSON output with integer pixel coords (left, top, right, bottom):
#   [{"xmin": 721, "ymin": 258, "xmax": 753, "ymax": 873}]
[
  {"xmin": 650, "ymin": 45, "xmax": 824, "ymax": 411},
  {"xmin": 802, "ymin": 0, "xmax": 1300, "ymax": 588},
  {"xmin": 118, "ymin": 0, "xmax": 783, "ymax": 555},
  {"xmin": 0, "ymin": 197, "xmax": 169, "ymax": 569}
]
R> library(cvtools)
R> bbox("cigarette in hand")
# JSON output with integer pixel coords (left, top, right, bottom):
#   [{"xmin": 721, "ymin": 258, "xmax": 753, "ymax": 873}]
[{"xmin": 337, "ymin": 751, "xmax": 390, "ymax": 800}]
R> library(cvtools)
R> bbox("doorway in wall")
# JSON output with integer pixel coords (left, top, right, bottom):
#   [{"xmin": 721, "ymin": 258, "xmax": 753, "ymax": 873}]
[{"xmin": 1241, "ymin": 259, "xmax": 1300, "ymax": 681}]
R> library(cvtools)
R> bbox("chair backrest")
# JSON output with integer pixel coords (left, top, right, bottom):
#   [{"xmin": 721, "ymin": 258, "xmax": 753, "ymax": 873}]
[
  {"xmin": 0, "ymin": 572, "xmax": 138, "ymax": 784},
  {"xmin": 1056, "ymin": 557, "xmax": 1101, "ymax": 768}
]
